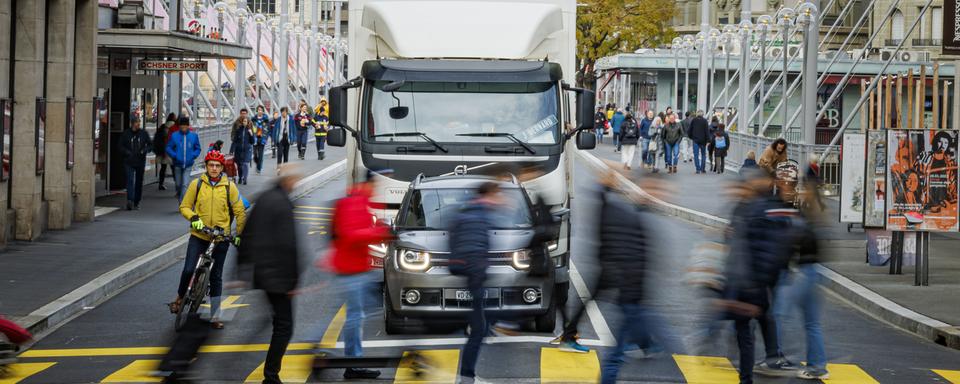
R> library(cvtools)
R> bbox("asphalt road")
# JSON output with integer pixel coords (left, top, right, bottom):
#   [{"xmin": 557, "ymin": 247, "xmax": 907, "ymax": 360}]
[{"xmin": 9, "ymin": 160, "xmax": 960, "ymax": 383}]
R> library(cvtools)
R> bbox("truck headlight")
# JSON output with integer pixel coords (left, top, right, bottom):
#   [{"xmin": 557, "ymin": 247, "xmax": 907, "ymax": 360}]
[
  {"xmin": 546, "ymin": 240, "xmax": 558, "ymax": 252},
  {"xmin": 397, "ymin": 248, "xmax": 431, "ymax": 271},
  {"xmin": 512, "ymin": 249, "xmax": 532, "ymax": 270}
]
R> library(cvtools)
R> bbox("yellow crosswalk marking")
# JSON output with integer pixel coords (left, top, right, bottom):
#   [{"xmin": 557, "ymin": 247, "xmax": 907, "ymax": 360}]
[
  {"xmin": 295, "ymin": 205, "xmax": 334, "ymax": 210},
  {"xmin": 673, "ymin": 355, "xmax": 739, "ymax": 384},
  {"xmin": 244, "ymin": 355, "xmax": 314, "ymax": 383},
  {"xmin": 320, "ymin": 304, "xmax": 347, "ymax": 349},
  {"xmin": 822, "ymin": 363, "xmax": 880, "ymax": 384},
  {"xmin": 395, "ymin": 349, "xmax": 460, "ymax": 384},
  {"xmin": 294, "ymin": 216, "xmax": 331, "ymax": 222},
  {"xmin": 201, "ymin": 295, "xmax": 249, "ymax": 310},
  {"xmin": 100, "ymin": 360, "xmax": 162, "ymax": 383},
  {"xmin": 934, "ymin": 369, "xmax": 960, "ymax": 383},
  {"xmin": 19, "ymin": 343, "xmax": 318, "ymax": 358},
  {"xmin": 540, "ymin": 348, "xmax": 599, "ymax": 383},
  {"xmin": 0, "ymin": 362, "xmax": 56, "ymax": 384},
  {"xmin": 293, "ymin": 210, "xmax": 333, "ymax": 215}
]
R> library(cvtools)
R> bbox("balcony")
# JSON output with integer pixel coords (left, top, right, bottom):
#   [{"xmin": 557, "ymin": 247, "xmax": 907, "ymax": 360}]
[
  {"xmin": 912, "ymin": 38, "xmax": 942, "ymax": 47},
  {"xmin": 884, "ymin": 39, "xmax": 903, "ymax": 46}
]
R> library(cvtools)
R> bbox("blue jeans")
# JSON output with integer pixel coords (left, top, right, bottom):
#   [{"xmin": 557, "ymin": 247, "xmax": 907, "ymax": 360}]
[
  {"xmin": 177, "ymin": 235, "xmax": 230, "ymax": 318},
  {"xmin": 238, "ymin": 161, "xmax": 250, "ymax": 182},
  {"xmin": 601, "ymin": 302, "xmax": 683, "ymax": 384},
  {"xmin": 341, "ymin": 271, "xmax": 376, "ymax": 357},
  {"xmin": 664, "ymin": 142, "xmax": 680, "ymax": 167},
  {"xmin": 173, "ymin": 166, "xmax": 190, "ymax": 201},
  {"xmin": 640, "ymin": 138, "xmax": 650, "ymax": 164},
  {"xmin": 460, "ymin": 274, "xmax": 487, "ymax": 378},
  {"xmin": 693, "ymin": 142, "xmax": 707, "ymax": 172},
  {"xmin": 773, "ymin": 265, "xmax": 827, "ymax": 369},
  {"xmin": 595, "ymin": 128, "xmax": 603, "ymax": 143},
  {"xmin": 124, "ymin": 164, "xmax": 145, "ymax": 205},
  {"xmin": 613, "ymin": 132, "xmax": 620, "ymax": 149}
]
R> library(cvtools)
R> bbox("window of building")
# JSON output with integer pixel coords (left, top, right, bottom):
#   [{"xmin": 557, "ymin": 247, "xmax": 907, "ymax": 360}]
[
  {"xmin": 247, "ymin": 0, "xmax": 276, "ymax": 14},
  {"xmin": 891, "ymin": 9, "xmax": 905, "ymax": 42},
  {"xmin": 932, "ymin": 7, "xmax": 943, "ymax": 40}
]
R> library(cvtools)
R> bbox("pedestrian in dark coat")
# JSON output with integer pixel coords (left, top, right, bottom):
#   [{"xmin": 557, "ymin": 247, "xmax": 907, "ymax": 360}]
[
  {"xmin": 155, "ymin": 113, "xmax": 176, "ymax": 191},
  {"xmin": 712, "ymin": 124, "xmax": 731, "ymax": 174},
  {"xmin": 120, "ymin": 120, "xmax": 152, "ymax": 210},
  {"xmin": 688, "ymin": 111, "xmax": 710, "ymax": 173},
  {"xmin": 237, "ymin": 165, "xmax": 301, "ymax": 384}
]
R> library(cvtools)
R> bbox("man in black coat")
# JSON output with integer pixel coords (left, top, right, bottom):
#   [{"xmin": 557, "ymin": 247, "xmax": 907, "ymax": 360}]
[
  {"xmin": 688, "ymin": 110, "xmax": 710, "ymax": 174},
  {"xmin": 119, "ymin": 119, "xmax": 152, "ymax": 210},
  {"xmin": 237, "ymin": 164, "xmax": 302, "ymax": 384}
]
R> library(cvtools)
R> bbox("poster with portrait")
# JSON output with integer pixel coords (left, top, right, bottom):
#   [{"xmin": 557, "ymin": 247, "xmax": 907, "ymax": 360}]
[
  {"xmin": 36, "ymin": 98, "xmax": 46, "ymax": 175},
  {"xmin": 840, "ymin": 133, "xmax": 866, "ymax": 223},
  {"xmin": 1, "ymin": 99, "xmax": 10, "ymax": 182},
  {"xmin": 886, "ymin": 130, "xmax": 959, "ymax": 232},
  {"xmin": 864, "ymin": 131, "xmax": 888, "ymax": 227},
  {"xmin": 66, "ymin": 97, "xmax": 75, "ymax": 169}
]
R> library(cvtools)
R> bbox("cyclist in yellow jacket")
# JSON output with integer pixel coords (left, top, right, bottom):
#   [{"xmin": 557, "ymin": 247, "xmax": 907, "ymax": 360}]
[{"xmin": 170, "ymin": 150, "xmax": 246, "ymax": 329}]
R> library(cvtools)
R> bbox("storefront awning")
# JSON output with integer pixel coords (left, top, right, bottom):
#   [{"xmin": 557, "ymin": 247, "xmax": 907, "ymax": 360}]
[{"xmin": 98, "ymin": 29, "xmax": 252, "ymax": 60}]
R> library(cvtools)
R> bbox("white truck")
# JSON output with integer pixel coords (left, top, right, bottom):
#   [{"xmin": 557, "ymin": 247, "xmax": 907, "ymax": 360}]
[{"xmin": 325, "ymin": 0, "xmax": 596, "ymax": 332}]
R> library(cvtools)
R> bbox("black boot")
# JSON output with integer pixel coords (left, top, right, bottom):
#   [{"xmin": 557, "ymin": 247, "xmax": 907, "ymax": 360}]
[{"xmin": 343, "ymin": 368, "xmax": 381, "ymax": 379}]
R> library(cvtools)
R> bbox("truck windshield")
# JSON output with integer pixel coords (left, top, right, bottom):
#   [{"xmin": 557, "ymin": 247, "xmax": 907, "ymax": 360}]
[
  {"xmin": 364, "ymin": 81, "xmax": 560, "ymax": 145},
  {"xmin": 398, "ymin": 188, "xmax": 533, "ymax": 230}
]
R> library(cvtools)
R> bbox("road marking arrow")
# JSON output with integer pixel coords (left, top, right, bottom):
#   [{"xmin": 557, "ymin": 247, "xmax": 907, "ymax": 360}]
[{"xmin": 201, "ymin": 295, "xmax": 249, "ymax": 310}]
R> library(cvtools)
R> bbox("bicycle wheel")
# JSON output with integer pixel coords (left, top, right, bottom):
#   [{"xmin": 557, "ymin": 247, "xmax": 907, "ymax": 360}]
[
  {"xmin": 174, "ymin": 294, "xmax": 194, "ymax": 332},
  {"xmin": 189, "ymin": 268, "xmax": 209, "ymax": 314}
]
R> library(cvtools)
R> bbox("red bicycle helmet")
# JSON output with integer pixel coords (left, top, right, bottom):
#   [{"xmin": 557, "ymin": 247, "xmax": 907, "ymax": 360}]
[{"xmin": 205, "ymin": 150, "xmax": 226, "ymax": 164}]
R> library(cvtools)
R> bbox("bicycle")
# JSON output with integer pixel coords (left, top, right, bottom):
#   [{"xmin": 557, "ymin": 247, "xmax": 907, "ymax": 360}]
[{"xmin": 174, "ymin": 226, "xmax": 235, "ymax": 332}]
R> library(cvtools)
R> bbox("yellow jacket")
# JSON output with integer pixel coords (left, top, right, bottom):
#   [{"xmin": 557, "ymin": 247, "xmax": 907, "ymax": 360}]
[{"xmin": 180, "ymin": 174, "xmax": 246, "ymax": 241}]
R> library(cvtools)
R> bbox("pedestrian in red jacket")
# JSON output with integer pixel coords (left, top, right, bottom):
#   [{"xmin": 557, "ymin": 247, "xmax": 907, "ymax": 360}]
[{"xmin": 316, "ymin": 170, "xmax": 393, "ymax": 380}]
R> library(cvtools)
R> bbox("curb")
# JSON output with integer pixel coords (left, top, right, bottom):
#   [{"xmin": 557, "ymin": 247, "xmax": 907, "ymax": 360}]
[
  {"xmin": 19, "ymin": 159, "xmax": 347, "ymax": 340},
  {"xmin": 576, "ymin": 150, "xmax": 960, "ymax": 350}
]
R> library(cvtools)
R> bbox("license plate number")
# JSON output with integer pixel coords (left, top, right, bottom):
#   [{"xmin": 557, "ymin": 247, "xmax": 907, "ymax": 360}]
[{"xmin": 455, "ymin": 290, "xmax": 473, "ymax": 300}]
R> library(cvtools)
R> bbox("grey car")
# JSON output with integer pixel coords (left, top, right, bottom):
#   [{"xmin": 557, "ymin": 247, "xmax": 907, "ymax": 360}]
[{"xmin": 382, "ymin": 174, "xmax": 558, "ymax": 334}]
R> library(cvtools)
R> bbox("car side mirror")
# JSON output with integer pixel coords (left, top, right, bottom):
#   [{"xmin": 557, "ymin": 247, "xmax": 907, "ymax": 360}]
[
  {"xmin": 575, "ymin": 130, "xmax": 596, "ymax": 150},
  {"xmin": 327, "ymin": 126, "xmax": 347, "ymax": 147}
]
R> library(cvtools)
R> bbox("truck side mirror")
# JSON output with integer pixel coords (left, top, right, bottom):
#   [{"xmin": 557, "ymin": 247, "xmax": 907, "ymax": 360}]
[
  {"xmin": 327, "ymin": 126, "xmax": 347, "ymax": 147},
  {"xmin": 576, "ymin": 90, "xmax": 596, "ymax": 131},
  {"xmin": 575, "ymin": 129, "xmax": 596, "ymax": 150},
  {"xmin": 328, "ymin": 85, "xmax": 349, "ymax": 129}
]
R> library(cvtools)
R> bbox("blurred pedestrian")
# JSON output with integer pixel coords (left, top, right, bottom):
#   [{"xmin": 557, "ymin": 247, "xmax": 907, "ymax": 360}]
[
  {"xmin": 712, "ymin": 123, "xmax": 730, "ymax": 174},
  {"xmin": 742, "ymin": 150, "xmax": 758, "ymax": 169},
  {"xmin": 801, "ymin": 154, "xmax": 825, "ymax": 213},
  {"xmin": 155, "ymin": 113, "xmax": 176, "ymax": 191},
  {"xmin": 638, "ymin": 110, "xmax": 654, "ymax": 165},
  {"xmin": 295, "ymin": 103, "xmax": 313, "ymax": 160},
  {"xmin": 231, "ymin": 111, "xmax": 255, "ymax": 185},
  {"xmin": 708, "ymin": 116, "xmax": 720, "ymax": 172},
  {"xmin": 662, "ymin": 113, "xmax": 684, "ymax": 174},
  {"xmin": 323, "ymin": 169, "xmax": 394, "ymax": 379},
  {"xmin": 120, "ymin": 119, "xmax": 152, "ymax": 210},
  {"xmin": 252, "ymin": 106, "xmax": 271, "ymax": 175},
  {"xmin": 313, "ymin": 102, "xmax": 328, "ymax": 160},
  {"xmin": 759, "ymin": 138, "xmax": 789, "ymax": 176},
  {"xmin": 448, "ymin": 182, "xmax": 503, "ymax": 382},
  {"xmin": 274, "ymin": 107, "xmax": 295, "ymax": 167},
  {"xmin": 688, "ymin": 110, "xmax": 710, "ymax": 174},
  {"xmin": 166, "ymin": 116, "xmax": 202, "ymax": 202},
  {"xmin": 681, "ymin": 112, "xmax": 694, "ymax": 163},
  {"xmin": 646, "ymin": 115, "xmax": 663, "ymax": 172},
  {"xmin": 237, "ymin": 164, "xmax": 302, "ymax": 384},
  {"xmin": 618, "ymin": 113, "xmax": 640, "ymax": 170},
  {"xmin": 611, "ymin": 108, "xmax": 626, "ymax": 152},
  {"xmin": 598, "ymin": 170, "xmax": 683, "ymax": 383},
  {"xmin": 594, "ymin": 106, "xmax": 607, "ymax": 144}
]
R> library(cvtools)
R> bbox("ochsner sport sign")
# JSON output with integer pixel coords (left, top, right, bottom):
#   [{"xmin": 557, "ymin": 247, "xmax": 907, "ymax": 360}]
[{"xmin": 137, "ymin": 60, "xmax": 208, "ymax": 71}]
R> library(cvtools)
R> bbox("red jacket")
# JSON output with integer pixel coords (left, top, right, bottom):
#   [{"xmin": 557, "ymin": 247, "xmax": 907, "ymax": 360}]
[{"xmin": 327, "ymin": 186, "xmax": 392, "ymax": 275}]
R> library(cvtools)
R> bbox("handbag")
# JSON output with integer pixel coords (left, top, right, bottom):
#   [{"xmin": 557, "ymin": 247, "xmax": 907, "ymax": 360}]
[{"xmin": 648, "ymin": 139, "xmax": 658, "ymax": 152}]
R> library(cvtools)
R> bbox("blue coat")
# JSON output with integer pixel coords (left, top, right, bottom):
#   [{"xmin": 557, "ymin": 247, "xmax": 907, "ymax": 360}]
[
  {"xmin": 251, "ymin": 114, "xmax": 271, "ymax": 146},
  {"xmin": 272, "ymin": 115, "xmax": 298, "ymax": 143},
  {"xmin": 165, "ymin": 130, "xmax": 202, "ymax": 168},
  {"xmin": 231, "ymin": 125, "xmax": 255, "ymax": 163},
  {"xmin": 610, "ymin": 112, "xmax": 625, "ymax": 133},
  {"xmin": 448, "ymin": 201, "xmax": 494, "ymax": 279},
  {"xmin": 639, "ymin": 117, "xmax": 653, "ymax": 139}
]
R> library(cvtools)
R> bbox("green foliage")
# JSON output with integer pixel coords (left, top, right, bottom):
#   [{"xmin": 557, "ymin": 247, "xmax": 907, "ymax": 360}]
[{"xmin": 576, "ymin": 0, "xmax": 678, "ymax": 86}]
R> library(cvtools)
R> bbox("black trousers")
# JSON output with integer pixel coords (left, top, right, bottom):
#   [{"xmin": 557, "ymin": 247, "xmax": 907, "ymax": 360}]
[
  {"xmin": 277, "ymin": 139, "xmax": 290, "ymax": 165},
  {"xmin": 735, "ymin": 318, "xmax": 755, "ymax": 384},
  {"xmin": 459, "ymin": 275, "xmax": 486, "ymax": 378},
  {"xmin": 158, "ymin": 161, "xmax": 168, "ymax": 185},
  {"xmin": 263, "ymin": 292, "xmax": 294, "ymax": 384}
]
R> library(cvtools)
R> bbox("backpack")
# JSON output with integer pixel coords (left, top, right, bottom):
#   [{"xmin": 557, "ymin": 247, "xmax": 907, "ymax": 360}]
[
  {"xmin": 715, "ymin": 135, "xmax": 727, "ymax": 149},
  {"xmin": 193, "ymin": 178, "xmax": 235, "ymax": 226},
  {"xmin": 622, "ymin": 120, "xmax": 639, "ymax": 139}
]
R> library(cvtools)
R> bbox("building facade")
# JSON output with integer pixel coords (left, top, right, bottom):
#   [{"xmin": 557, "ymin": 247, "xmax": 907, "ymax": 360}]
[{"xmin": 873, "ymin": 0, "xmax": 946, "ymax": 60}]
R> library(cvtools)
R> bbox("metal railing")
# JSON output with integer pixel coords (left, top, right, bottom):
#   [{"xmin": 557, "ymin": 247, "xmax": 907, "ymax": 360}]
[
  {"xmin": 884, "ymin": 38, "xmax": 903, "ymax": 46},
  {"xmin": 911, "ymin": 38, "xmax": 941, "ymax": 46},
  {"xmin": 724, "ymin": 131, "xmax": 840, "ymax": 195}
]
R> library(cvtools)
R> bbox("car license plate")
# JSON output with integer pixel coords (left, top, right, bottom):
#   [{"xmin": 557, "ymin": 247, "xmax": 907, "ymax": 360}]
[
  {"xmin": 455, "ymin": 290, "xmax": 473, "ymax": 300},
  {"xmin": 370, "ymin": 257, "xmax": 384, "ymax": 268}
]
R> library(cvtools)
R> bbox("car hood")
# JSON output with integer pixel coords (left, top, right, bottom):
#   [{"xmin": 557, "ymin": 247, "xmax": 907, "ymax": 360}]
[{"xmin": 394, "ymin": 229, "xmax": 533, "ymax": 253}]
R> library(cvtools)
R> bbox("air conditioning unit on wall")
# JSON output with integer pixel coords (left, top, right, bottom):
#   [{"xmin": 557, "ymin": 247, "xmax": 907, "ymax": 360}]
[{"xmin": 880, "ymin": 49, "xmax": 932, "ymax": 62}]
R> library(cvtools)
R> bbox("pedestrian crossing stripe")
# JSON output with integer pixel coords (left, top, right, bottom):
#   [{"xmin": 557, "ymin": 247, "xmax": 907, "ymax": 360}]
[
  {"xmin": 99, "ymin": 360, "xmax": 161, "ymax": 383},
  {"xmin": 294, "ymin": 205, "xmax": 334, "ymax": 210},
  {"xmin": 394, "ymin": 349, "xmax": 460, "ymax": 384},
  {"xmin": 824, "ymin": 363, "xmax": 881, "ymax": 384},
  {"xmin": 244, "ymin": 355, "xmax": 313, "ymax": 383},
  {"xmin": 294, "ymin": 216, "xmax": 331, "ymax": 222},
  {"xmin": 672, "ymin": 354, "xmax": 740, "ymax": 383},
  {"xmin": 539, "ymin": 348, "xmax": 599, "ymax": 383},
  {"xmin": 319, "ymin": 304, "xmax": 347, "ymax": 349},
  {"xmin": 0, "ymin": 362, "xmax": 56, "ymax": 384},
  {"xmin": 934, "ymin": 369, "xmax": 960, "ymax": 383},
  {"xmin": 293, "ymin": 209, "xmax": 333, "ymax": 215}
]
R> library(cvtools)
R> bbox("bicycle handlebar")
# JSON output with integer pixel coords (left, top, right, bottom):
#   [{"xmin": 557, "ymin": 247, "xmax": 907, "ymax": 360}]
[{"xmin": 200, "ymin": 226, "xmax": 236, "ymax": 243}]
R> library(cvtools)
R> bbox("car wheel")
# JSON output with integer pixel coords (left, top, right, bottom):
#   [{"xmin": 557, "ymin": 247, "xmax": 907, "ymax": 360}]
[
  {"xmin": 534, "ymin": 296, "xmax": 558, "ymax": 333},
  {"xmin": 384, "ymin": 288, "xmax": 406, "ymax": 335}
]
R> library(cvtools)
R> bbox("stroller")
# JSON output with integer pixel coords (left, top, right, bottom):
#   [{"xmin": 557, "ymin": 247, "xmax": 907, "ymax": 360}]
[
  {"xmin": 0, "ymin": 317, "xmax": 32, "ymax": 377},
  {"xmin": 774, "ymin": 159, "xmax": 801, "ymax": 207}
]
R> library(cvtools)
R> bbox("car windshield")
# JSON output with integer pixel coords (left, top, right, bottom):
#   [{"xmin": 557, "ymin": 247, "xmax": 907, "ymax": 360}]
[
  {"xmin": 398, "ymin": 188, "xmax": 532, "ymax": 230},
  {"xmin": 364, "ymin": 81, "xmax": 560, "ymax": 145}
]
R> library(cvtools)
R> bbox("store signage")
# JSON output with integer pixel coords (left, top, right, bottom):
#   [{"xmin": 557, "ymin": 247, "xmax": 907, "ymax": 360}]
[
  {"xmin": 944, "ymin": 0, "xmax": 960, "ymax": 54},
  {"xmin": 137, "ymin": 60, "xmax": 208, "ymax": 71}
]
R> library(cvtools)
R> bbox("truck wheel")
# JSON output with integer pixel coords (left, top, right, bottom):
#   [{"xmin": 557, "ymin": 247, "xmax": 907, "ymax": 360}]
[
  {"xmin": 534, "ymin": 298, "xmax": 558, "ymax": 333},
  {"xmin": 384, "ymin": 289, "xmax": 406, "ymax": 334}
]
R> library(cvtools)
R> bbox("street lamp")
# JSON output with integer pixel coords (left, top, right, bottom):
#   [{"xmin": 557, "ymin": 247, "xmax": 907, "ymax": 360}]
[
  {"xmin": 708, "ymin": 28, "xmax": 721, "ymax": 111},
  {"xmin": 796, "ymin": 1, "xmax": 819, "ymax": 144},
  {"xmin": 254, "ymin": 13, "xmax": 266, "ymax": 110},
  {"xmin": 738, "ymin": 18, "xmax": 754, "ymax": 133},
  {"xmin": 721, "ymin": 30, "xmax": 737, "ymax": 120},
  {"xmin": 776, "ymin": 7, "xmax": 796, "ymax": 132},
  {"xmin": 236, "ymin": 7, "xmax": 249, "ymax": 117},
  {"xmin": 755, "ymin": 15, "xmax": 773, "ymax": 131},
  {"xmin": 672, "ymin": 36, "xmax": 683, "ymax": 110},
  {"xmin": 683, "ymin": 35, "xmax": 694, "ymax": 114},
  {"xmin": 294, "ymin": 25, "xmax": 304, "ymax": 102},
  {"xmin": 214, "ymin": 2, "xmax": 228, "ymax": 124}
]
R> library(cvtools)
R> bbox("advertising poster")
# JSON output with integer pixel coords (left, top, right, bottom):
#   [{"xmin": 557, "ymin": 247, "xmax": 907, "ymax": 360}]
[
  {"xmin": 67, "ymin": 97, "xmax": 75, "ymax": 169},
  {"xmin": 864, "ymin": 131, "xmax": 887, "ymax": 227},
  {"xmin": 36, "ymin": 98, "xmax": 46, "ymax": 175},
  {"xmin": 886, "ymin": 130, "xmax": 959, "ymax": 231},
  {"xmin": 1, "ymin": 99, "xmax": 10, "ymax": 182},
  {"xmin": 840, "ymin": 133, "xmax": 866, "ymax": 223},
  {"xmin": 866, "ymin": 229, "xmax": 917, "ymax": 267}
]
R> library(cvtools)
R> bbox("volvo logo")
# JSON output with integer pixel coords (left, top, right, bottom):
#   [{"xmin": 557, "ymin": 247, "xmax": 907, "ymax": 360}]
[{"xmin": 454, "ymin": 165, "xmax": 468, "ymax": 175}]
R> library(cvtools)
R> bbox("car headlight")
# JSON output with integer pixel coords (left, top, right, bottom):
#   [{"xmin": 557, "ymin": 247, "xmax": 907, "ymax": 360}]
[
  {"xmin": 512, "ymin": 249, "xmax": 532, "ymax": 270},
  {"xmin": 397, "ymin": 248, "xmax": 431, "ymax": 272}
]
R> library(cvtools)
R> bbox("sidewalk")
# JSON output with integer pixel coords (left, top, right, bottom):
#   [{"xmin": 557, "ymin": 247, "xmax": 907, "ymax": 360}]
[
  {"xmin": 583, "ymin": 141, "xmax": 960, "ymax": 349},
  {"xmin": 0, "ymin": 147, "xmax": 347, "ymax": 337}
]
